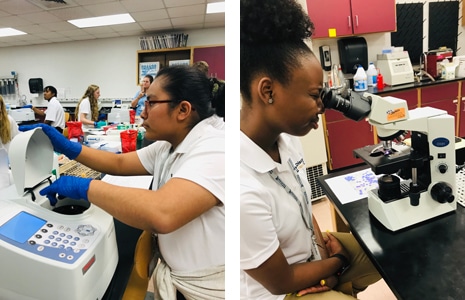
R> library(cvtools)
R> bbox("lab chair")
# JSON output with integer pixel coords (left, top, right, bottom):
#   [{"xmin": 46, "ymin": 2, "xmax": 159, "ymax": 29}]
[
  {"xmin": 63, "ymin": 112, "xmax": 70, "ymax": 138},
  {"xmin": 122, "ymin": 230, "xmax": 152, "ymax": 300}
]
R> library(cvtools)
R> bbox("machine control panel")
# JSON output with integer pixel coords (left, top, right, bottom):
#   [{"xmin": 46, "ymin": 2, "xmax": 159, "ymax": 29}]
[{"xmin": 0, "ymin": 211, "xmax": 100, "ymax": 264}]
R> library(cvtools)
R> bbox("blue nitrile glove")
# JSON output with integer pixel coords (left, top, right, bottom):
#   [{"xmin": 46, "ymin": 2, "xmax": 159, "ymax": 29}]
[
  {"xmin": 19, "ymin": 123, "xmax": 82, "ymax": 160},
  {"xmin": 22, "ymin": 104, "xmax": 32, "ymax": 108},
  {"xmin": 40, "ymin": 176, "xmax": 92, "ymax": 206}
]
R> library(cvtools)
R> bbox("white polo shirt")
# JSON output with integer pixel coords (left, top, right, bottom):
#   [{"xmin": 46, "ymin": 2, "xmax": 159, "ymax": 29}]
[
  {"xmin": 44, "ymin": 96, "xmax": 65, "ymax": 129},
  {"xmin": 240, "ymin": 131, "xmax": 316, "ymax": 300},
  {"xmin": 137, "ymin": 115, "xmax": 225, "ymax": 272},
  {"xmin": 77, "ymin": 97, "xmax": 93, "ymax": 129}
]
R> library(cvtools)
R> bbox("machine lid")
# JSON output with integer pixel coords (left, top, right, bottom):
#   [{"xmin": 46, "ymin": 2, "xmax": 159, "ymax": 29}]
[{"xmin": 9, "ymin": 128, "xmax": 54, "ymax": 196}]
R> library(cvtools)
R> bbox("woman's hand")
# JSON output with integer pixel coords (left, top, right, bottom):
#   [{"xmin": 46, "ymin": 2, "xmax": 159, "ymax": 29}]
[
  {"xmin": 295, "ymin": 275, "xmax": 338, "ymax": 296},
  {"xmin": 324, "ymin": 232, "xmax": 350, "ymax": 259}
]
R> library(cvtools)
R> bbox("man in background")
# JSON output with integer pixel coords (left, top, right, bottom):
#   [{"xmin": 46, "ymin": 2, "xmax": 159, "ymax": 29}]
[{"xmin": 32, "ymin": 85, "xmax": 65, "ymax": 133}]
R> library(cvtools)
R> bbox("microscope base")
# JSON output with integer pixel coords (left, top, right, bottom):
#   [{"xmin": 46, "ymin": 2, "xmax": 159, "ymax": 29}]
[{"xmin": 367, "ymin": 189, "xmax": 456, "ymax": 231}]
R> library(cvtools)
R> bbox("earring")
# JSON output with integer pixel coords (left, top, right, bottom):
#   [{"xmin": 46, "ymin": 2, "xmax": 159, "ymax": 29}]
[{"xmin": 268, "ymin": 98, "xmax": 274, "ymax": 104}]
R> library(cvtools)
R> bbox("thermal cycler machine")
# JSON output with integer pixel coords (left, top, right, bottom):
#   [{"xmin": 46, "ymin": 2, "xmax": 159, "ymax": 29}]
[{"xmin": 0, "ymin": 128, "xmax": 118, "ymax": 300}]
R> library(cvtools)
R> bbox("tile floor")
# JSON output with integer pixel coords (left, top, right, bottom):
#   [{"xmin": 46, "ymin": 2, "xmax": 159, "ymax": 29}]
[{"xmin": 145, "ymin": 197, "xmax": 397, "ymax": 300}]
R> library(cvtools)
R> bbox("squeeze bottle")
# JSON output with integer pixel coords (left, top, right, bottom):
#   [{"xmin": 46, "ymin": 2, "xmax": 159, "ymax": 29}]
[
  {"xmin": 376, "ymin": 69, "xmax": 384, "ymax": 90},
  {"xmin": 366, "ymin": 62, "xmax": 378, "ymax": 87},
  {"xmin": 353, "ymin": 65, "xmax": 368, "ymax": 92}
]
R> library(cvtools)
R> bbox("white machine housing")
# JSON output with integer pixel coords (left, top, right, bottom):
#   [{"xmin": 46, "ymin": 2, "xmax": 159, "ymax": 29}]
[
  {"xmin": 0, "ymin": 128, "xmax": 118, "ymax": 300},
  {"xmin": 377, "ymin": 52, "xmax": 414, "ymax": 86},
  {"xmin": 9, "ymin": 108, "xmax": 35, "ymax": 123},
  {"xmin": 364, "ymin": 94, "xmax": 456, "ymax": 231},
  {"xmin": 107, "ymin": 108, "xmax": 130, "ymax": 124}
]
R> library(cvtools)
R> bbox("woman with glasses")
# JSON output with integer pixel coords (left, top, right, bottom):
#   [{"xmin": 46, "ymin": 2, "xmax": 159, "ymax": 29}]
[
  {"xmin": 240, "ymin": 0, "xmax": 380, "ymax": 299},
  {"xmin": 20, "ymin": 65, "xmax": 225, "ymax": 299}
]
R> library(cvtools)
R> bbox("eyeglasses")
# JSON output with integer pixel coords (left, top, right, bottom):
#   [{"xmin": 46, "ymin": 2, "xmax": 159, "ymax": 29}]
[{"xmin": 144, "ymin": 100, "xmax": 173, "ymax": 111}]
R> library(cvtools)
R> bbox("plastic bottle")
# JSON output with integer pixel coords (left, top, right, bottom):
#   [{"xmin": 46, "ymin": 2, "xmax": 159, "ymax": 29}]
[
  {"xmin": 337, "ymin": 64, "xmax": 345, "ymax": 87},
  {"xmin": 330, "ymin": 64, "xmax": 338, "ymax": 87},
  {"xmin": 376, "ymin": 69, "xmax": 384, "ymax": 90},
  {"xmin": 440, "ymin": 59, "xmax": 449, "ymax": 79},
  {"xmin": 366, "ymin": 62, "xmax": 378, "ymax": 87},
  {"xmin": 353, "ymin": 65, "xmax": 368, "ymax": 92}
]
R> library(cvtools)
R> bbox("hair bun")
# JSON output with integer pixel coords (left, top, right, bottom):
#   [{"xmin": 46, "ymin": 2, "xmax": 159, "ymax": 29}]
[{"xmin": 240, "ymin": 0, "xmax": 314, "ymax": 44}]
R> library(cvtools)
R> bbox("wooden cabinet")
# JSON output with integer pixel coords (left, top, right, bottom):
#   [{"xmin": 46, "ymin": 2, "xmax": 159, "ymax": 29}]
[
  {"xmin": 381, "ymin": 89, "xmax": 419, "ymax": 110},
  {"xmin": 324, "ymin": 114, "xmax": 374, "ymax": 170},
  {"xmin": 193, "ymin": 45, "xmax": 225, "ymax": 80},
  {"xmin": 458, "ymin": 82, "xmax": 465, "ymax": 137},
  {"xmin": 137, "ymin": 45, "xmax": 225, "ymax": 84},
  {"xmin": 420, "ymin": 82, "xmax": 460, "ymax": 136},
  {"xmin": 137, "ymin": 47, "xmax": 192, "ymax": 84},
  {"xmin": 306, "ymin": 0, "xmax": 396, "ymax": 38}
]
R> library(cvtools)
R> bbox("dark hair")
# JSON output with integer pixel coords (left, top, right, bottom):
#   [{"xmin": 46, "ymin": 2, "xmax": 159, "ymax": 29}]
[
  {"xmin": 240, "ymin": 0, "xmax": 315, "ymax": 102},
  {"xmin": 44, "ymin": 85, "xmax": 57, "ymax": 96},
  {"xmin": 210, "ymin": 77, "xmax": 225, "ymax": 120},
  {"xmin": 145, "ymin": 75, "xmax": 154, "ymax": 83},
  {"xmin": 155, "ymin": 65, "xmax": 225, "ymax": 124}
]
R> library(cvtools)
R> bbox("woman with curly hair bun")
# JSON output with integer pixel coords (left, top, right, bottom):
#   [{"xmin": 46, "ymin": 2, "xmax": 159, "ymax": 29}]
[{"xmin": 240, "ymin": 0, "xmax": 381, "ymax": 299}]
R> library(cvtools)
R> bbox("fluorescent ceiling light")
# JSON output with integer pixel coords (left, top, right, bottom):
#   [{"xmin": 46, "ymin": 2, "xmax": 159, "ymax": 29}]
[
  {"xmin": 207, "ymin": 2, "xmax": 225, "ymax": 14},
  {"xmin": 68, "ymin": 13, "xmax": 135, "ymax": 28},
  {"xmin": 0, "ymin": 28, "xmax": 27, "ymax": 37}
]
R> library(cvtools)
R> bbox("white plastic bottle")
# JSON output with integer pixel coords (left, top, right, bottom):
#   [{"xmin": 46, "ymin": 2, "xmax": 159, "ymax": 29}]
[
  {"xmin": 366, "ymin": 62, "xmax": 378, "ymax": 87},
  {"xmin": 353, "ymin": 65, "xmax": 368, "ymax": 91}
]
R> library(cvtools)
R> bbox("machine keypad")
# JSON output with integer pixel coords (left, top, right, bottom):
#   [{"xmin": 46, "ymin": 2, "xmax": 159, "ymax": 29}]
[{"xmin": 24, "ymin": 221, "xmax": 99, "ymax": 264}]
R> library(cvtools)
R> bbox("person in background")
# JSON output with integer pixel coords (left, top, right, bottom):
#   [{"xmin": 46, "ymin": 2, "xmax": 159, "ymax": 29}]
[
  {"xmin": 0, "ymin": 95, "xmax": 19, "ymax": 189},
  {"xmin": 240, "ymin": 0, "xmax": 381, "ymax": 299},
  {"xmin": 0, "ymin": 95, "xmax": 19, "ymax": 154},
  {"xmin": 20, "ymin": 65, "xmax": 225, "ymax": 299},
  {"xmin": 75, "ymin": 84, "xmax": 100, "ymax": 128},
  {"xmin": 131, "ymin": 75, "xmax": 154, "ymax": 116},
  {"xmin": 193, "ymin": 60, "xmax": 225, "ymax": 114},
  {"xmin": 193, "ymin": 60, "xmax": 209, "ymax": 77},
  {"xmin": 32, "ymin": 86, "xmax": 65, "ymax": 133}
]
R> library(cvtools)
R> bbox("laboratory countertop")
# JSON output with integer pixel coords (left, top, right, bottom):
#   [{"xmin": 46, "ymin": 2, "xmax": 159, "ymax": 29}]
[
  {"xmin": 365, "ymin": 76, "xmax": 465, "ymax": 95},
  {"xmin": 318, "ymin": 165, "xmax": 465, "ymax": 300}
]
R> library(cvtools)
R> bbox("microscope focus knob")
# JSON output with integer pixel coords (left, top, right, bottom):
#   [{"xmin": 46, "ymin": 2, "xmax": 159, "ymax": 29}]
[
  {"xmin": 431, "ymin": 182, "xmax": 455, "ymax": 203},
  {"xmin": 438, "ymin": 163, "xmax": 448, "ymax": 174}
]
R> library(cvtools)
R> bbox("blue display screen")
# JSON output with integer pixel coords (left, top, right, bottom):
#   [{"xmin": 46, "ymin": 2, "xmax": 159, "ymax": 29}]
[
  {"xmin": 114, "ymin": 99, "xmax": 122, "ymax": 105},
  {"xmin": 0, "ymin": 211, "xmax": 46, "ymax": 243}
]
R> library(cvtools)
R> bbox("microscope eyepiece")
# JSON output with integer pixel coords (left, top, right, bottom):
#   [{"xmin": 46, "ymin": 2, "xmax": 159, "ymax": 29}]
[{"xmin": 320, "ymin": 87, "xmax": 372, "ymax": 122}]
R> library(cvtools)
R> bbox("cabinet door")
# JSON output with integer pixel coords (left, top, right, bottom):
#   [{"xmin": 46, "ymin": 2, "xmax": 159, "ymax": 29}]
[
  {"xmin": 382, "ymin": 89, "xmax": 419, "ymax": 109},
  {"xmin": 420, "ymin": 83, "xmax": 459, "ymax": 136},
  {"xmin": 421, "ymin": 82, "xmax": 458, "ymax": 105},
  {"xmin": 306, "ymin": 0, "xmax": 352, "ymax": 38},
  {"xmin": 137, "ymin": 48, "xmax": 192, "ymax": 84},
  {"xmin": 307, "ymin": 0, "xmax": 395, "ymax": 38},
  {"xmin": 351, "ymin": 0, "xmax": 396, "ymax": 34},
  {"xmin": 193, "ymin": 46, "xmax": 225, "ymax": 80},
  {"xmin": 326, "ymin": 119, "xmax": 374, "ymax": 170}
]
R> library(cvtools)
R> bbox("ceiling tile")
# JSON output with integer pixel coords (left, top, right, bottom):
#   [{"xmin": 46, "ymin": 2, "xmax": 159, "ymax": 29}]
[
  {"xmin": 0, "ymin": 0, "xmax": 224, "ymax": 48},
  {"xmin": 168, "ymin": 4, "xmax": 205, "ymax": 18}
]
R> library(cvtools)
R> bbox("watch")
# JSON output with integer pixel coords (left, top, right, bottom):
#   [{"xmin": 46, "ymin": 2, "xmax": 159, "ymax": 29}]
[{"xmin": 331, "ymin": 253, "xmax": 350, "ymax": 276}]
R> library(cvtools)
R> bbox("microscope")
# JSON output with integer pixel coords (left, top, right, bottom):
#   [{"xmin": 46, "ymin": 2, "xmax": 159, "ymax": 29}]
[{"xmin": 321, "ymin": 88, "xmax": 456, "ymax": 231}]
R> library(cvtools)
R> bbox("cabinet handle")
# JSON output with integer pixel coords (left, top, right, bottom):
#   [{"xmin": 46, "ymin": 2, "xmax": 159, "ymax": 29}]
[
  {"xmin": 355, "ymin": 15, "xmax": 359, "ymax": 27},
  {"xmin": 348, "ymin": 16, "xmax": 352, "ymax": 28}
]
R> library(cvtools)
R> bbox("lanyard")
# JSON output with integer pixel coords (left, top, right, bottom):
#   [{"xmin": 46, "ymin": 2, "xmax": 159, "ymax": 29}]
[
  {"xmin": 268, "ymin": 157, "xmax": 321, "ymax": 261},
  {"xmin": 268, "ymin": 158, "xmax": 312, "ymax": 230}
]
